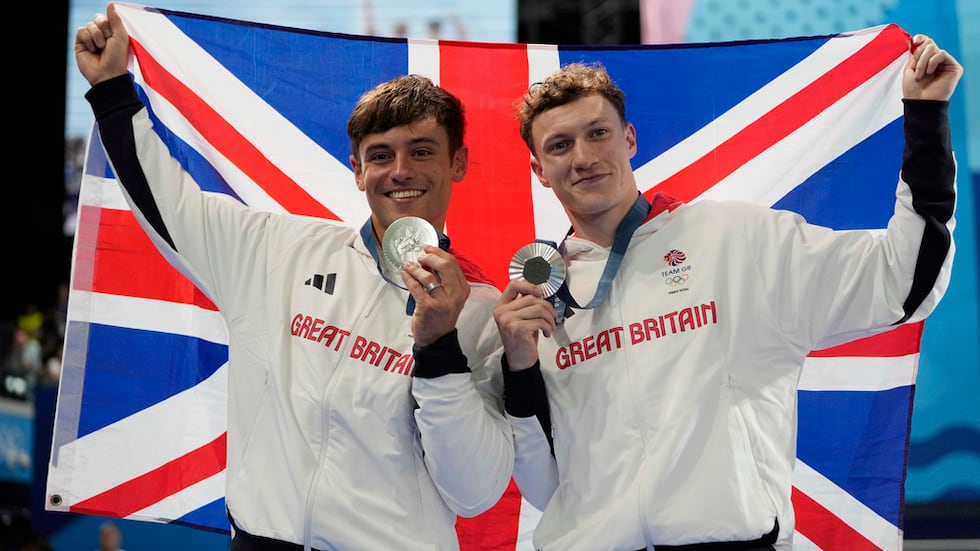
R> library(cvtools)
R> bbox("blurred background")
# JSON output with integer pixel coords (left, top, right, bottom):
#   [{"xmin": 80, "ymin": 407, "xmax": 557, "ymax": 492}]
[{"xmin": 2, "ymin": 0, "xmax": 977, "ymax": 549}]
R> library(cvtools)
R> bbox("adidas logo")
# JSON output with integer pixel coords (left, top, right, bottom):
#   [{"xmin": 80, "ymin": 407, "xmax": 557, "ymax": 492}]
[{"xmin": 304, "ymin": 273, "xmax": 337, "ymax": 295}]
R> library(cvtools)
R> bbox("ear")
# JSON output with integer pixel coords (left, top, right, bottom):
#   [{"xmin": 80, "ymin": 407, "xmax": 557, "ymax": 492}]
[
  {"xmin": 350, "ymin": 155, "xmax": 366, "ymax": 191},
  {"xmin": 625, "ymin": 122, "xmax": 637, "ymax": 159},
  {"xmin": 452, "ymin": 145, "xmax": 469, "ymax": 182},
  {"xmin": 530, "ymin": 157, "xmax": 551, "ymax": 188}
]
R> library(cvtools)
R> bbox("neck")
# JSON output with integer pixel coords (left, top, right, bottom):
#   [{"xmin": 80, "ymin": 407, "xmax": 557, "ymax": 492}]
[
  {"xmin": 567, "ymin": 193, "xmax": 642, "ymax": 248},
  {"xmin": 568, "ymin": 216, "xmax": 616, "ymax": 248}
]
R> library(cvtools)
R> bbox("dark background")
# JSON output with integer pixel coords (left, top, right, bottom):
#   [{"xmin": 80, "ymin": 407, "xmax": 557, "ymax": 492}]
[{"xmin": 5, "ymin": 1, "xmax": 72, "ymax": 321}]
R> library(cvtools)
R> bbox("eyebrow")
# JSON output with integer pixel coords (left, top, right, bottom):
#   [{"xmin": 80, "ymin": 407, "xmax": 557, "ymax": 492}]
[
  {"xmin": 363, "ymin": 136, "xmax": 441, "ymax": 154},
  {"xmin": 542, "ymin": 116, "xmax": 608, "ymax": 142}
]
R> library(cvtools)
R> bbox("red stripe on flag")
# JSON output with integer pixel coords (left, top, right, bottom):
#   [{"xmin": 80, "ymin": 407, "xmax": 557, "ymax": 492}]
[
  {"xmin": 71, "ymin": 432, "xmax": 227, "ymax": 517},
  {"xmin": 456, "ymin": 479, "xmax": 524, "ymax": 551},
  {"xmin": 647, "ymin": 24, "xmax": 909, "ymax": 204},
  {"xmin": 792, "ymin": 486, "xmax": 884, "ymax": 551},
  {"xmin": 809, "ymin": 322, "xmax": 923, "ymax": 358},
  {"xmin": 128, "ymin": 38, "xmax": 338, "ymax": 220},
  {"xmin": 91, "ymin": 207, "xmax": 217, "ymax": 310},
  {"xmin": 440, "ymin": 42, "xmax": 535, "ymax": 290}
]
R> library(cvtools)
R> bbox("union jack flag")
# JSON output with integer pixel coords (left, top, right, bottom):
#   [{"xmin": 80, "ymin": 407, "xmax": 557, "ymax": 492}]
[{"xmin": 48, "ymin": 4, "xmax": 919, "ymax": 549}]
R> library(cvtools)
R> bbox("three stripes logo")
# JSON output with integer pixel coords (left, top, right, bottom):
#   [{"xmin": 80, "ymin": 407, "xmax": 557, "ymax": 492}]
[{"xmin": 305, "ymin": 273, "xmax": 337, "ymax": 295}]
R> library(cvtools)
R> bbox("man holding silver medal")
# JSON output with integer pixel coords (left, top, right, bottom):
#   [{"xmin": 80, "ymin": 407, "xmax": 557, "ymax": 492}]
[
  {"xmin": 75, "ymin": 5, "xmax": 512, "ymax": 550},
  {"xmin": 494, "ymin": 37, "xmax": 962, "ymax": 550}
]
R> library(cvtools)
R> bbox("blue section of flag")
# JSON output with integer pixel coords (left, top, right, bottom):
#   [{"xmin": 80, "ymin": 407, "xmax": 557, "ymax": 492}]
[
  {"xmin": 162, "ymin": 9, "xmax": 410, "ymax": 166},
  {"xmin": 84, "ymin": 126, "xmax": 112, "ymax": 179},
  {"xmin": 797, "ymin": 386, "xmax": 913, "ymax": 525},
  {"xmin": 774, "ymin": 118, "xmax": 903, "ymax": 230},
  {"xmin": 133, "ymin": 83, "xmax": 244, "ymax": 201},
  {"xmin": 176, "ymin": 498, "xmax": 230, "ymax": 532},
  {"xmin": 558, "ymin": 38, "xmax": 823, "ymax": 166},
  {"xmin": 78, "ymin": 323, "xmax": 228, "ymax": 438}
]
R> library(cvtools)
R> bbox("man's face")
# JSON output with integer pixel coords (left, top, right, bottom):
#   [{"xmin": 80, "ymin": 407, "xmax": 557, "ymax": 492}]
[
  {"xmin": 351, "ymin": 116, "xmax": 467, "ymax": 240},
  {"xmin": 529, "ymin": 94, "xmax": 637, "ymax": 226}
]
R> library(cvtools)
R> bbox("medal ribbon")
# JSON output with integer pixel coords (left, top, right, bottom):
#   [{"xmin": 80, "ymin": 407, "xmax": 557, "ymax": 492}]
[
  {"xmin": 360, "ymin": 218, "xmax": 450, "ymax": 316},
  {"xmin": 546, "ymin": 193, "xmax": 651, "ymax": 313}
]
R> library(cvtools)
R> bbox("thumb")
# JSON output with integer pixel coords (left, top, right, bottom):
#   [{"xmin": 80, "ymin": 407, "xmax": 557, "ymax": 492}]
[{"xmin": 107, "ymin": 3, "xmax": 129, "ymax": 40}]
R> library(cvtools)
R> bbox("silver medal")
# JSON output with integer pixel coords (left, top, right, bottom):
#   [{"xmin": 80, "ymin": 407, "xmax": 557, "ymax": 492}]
[
  {"xmin": 509, "ymin": 242, "xmax": 566, "ymax": 298},
  {"xmin": 382, "ymin": 216, "xmax": 440, "ymax": 271}
]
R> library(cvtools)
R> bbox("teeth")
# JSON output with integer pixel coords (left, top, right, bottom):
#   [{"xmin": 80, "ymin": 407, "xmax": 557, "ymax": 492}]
[{"xmin": 389, "ymin": 190, "xmax": 424, "ymax": 199}]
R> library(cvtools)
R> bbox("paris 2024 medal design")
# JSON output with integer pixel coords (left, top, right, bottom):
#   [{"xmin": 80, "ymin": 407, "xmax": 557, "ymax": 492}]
[
  {"xmin": 382, "ymin": 216, "xmax": 440, "ymax": 275},
  {"xmin": 509, "ymin": 242, "xmax": 566, "ymax": 298}
]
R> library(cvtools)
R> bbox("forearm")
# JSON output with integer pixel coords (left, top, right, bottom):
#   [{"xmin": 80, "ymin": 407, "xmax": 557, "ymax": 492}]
[
  {"xmin": 503, "ymin": 357, "xmax": 558, "ymax": 510},
  {"xmin": 413, "ymin": 332, "xmax": 515, "ymax": 516},
  {"xmin": 895, "ymin": 98, "xmax": 956, "ymax": 324}
]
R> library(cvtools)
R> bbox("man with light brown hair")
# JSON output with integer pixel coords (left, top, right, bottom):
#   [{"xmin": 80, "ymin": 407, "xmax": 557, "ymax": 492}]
[{"xmin": 496, "ymin": 37, "xmax": 963, "ymax": 550}]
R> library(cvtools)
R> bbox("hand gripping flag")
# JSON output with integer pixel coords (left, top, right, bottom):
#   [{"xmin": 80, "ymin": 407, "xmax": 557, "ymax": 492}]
[{"xmin": 48, "ymin": 3, "xmax": 920, "ymax": 549}]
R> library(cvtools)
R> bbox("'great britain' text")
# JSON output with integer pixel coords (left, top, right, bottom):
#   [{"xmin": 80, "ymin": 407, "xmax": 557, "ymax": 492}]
[
  {"xmin": 290, "ymin": 313, "xmax": 414, "ymax": 376},
  {"xmin": 555, "ymin": 301, "xmax": 717, "ymax": 369}
]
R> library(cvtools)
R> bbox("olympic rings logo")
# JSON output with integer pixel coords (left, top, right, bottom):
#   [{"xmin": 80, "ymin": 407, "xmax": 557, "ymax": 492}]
[{"xmin": 664, "ymin": 273, "xmax": 689, "ymax": 287}]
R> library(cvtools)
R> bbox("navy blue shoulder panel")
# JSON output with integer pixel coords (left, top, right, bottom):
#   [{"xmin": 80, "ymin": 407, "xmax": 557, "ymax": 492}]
[
  {"xmin": 897, "ymin": 99, "xmax": 955, "ymax": 324},
  {"xmin": 85, "ymin": 74, "xmax": 178, "ymax": 253}
]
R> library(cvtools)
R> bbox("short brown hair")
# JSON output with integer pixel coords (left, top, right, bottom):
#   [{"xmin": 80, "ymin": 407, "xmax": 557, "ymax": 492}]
[
  {"xmin": 347, "ymin": 74, "xmax": 465, "ymax": 161},
  {"xmin": 517, "ymin": 62, "xmax": 626, "ymax": 153}
]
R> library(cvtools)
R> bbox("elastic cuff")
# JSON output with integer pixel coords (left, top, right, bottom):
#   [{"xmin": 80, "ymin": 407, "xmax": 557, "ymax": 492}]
[
  {"xmin": 502, "ymin": 356, "xmax": 545, "ymax": 418},
  {"xmin": 412, "ymin": 329, "xmax": 469, "ymax": 378},
  {"xmin": 85, "ymin": 73, "xmax": 143, "ymax": 121},
  {"xmin": 901, "ymin": 99, "xmax": 954, "ymax": 202}
]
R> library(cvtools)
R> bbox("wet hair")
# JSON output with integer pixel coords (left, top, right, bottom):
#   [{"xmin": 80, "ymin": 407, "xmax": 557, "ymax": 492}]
[
  {"xmin": 517, "ymin": 62, "xmax": 626, "ymax": 154},
  {"xmin": 347, "ymin": 74, "xmax": 465, "ymax": 161}
]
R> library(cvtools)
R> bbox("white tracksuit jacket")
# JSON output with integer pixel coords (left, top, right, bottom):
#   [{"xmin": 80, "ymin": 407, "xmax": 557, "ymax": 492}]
[
  {"xmin": 506, "ymin": 99, "xmax": 956, "ymax": 551},
  {"xmin": 86, "ymin": 74, "xmax": 513, "ymax": 551}
]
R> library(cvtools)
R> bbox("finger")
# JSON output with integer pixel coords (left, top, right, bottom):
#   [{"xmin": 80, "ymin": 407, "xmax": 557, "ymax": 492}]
[
  {"xmin": 78, "ymin": 20, "xmax": 106, "ymax": 51},
  {"xmin": 908, "ymin": 35, "xmax": 926, "ymax": 62},
  {"xmin": 909, "ymin": 34, "xmax": 925, "ymax": 53},
  {"xmin": 416, "ymin": 246, "xmax": 466, "ymax": 287},
  {"xmin": 400, "ymin": 270, "xmax": 441, "ymax": 307},
  {"xmin": 911, "ymin": 39, "xmax": 942, "ymax": 79},
  {"xmin": 926, "ymin": 48, "xmax": 954, "ymax": 76},
  {"xmin": 519, "ymin": 300, "xmax": 558, "ymax": 329},
  {"xmin": 405, "ymin": 263, "xmax": 455, "ymax": 310},
  {"xmin": 95, "ymin": 11, "xmax": 112, "ymax": 35},
  {"xmin": 538, "ymin": 318, "xmax": 556, "ymax": 339},
  {"xmin": 401, "ymin": 264, "xmax": 433, "ymax": 296},
  {"xmin": 399, "ymin": 269, "xmax": 420, "ymax": 293},
  {"xmin": 513, "ymin": 305, "xmax": 558, "ymax": 337},
  {"xmin": 402, "ymin": 260, "xmax": 432, "ymax": 284},
  {"xmin": 77, "ymin": 11, "xmax": 118, "ymax": 52},
  {"xmin": 499, "ymin": 305, "xmax": 557, "ymax": 339},
  {"xmin": 107, "ymin": 3, "xmax": 125, "ymax": 31},
  {"xmin": 74, "ymin": 29, "xmax": 93, "ymax": 53},
  {"xmin": 497, "ymin": 294, "xmax": 558, "ymax": 333},
  {"xmin": 510, "ymin": 293, "xmax": 556, "ymax": 315},
  {"xmin": 916, "ymin": 44, "xmax": 938, "ymax": 79},
  {"xmin": 501, "ymin": 279, "xmax": 543, "ymax": 301},
  {"xmin": 402, "ymin": 260, "xmax": 445, "ymax": 294}
]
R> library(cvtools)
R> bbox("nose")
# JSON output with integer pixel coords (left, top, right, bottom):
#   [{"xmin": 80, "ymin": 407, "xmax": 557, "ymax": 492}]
[
  {"xmin": 572, "ymin": 143, "xmax": 597, "ymax": 171},
  {"xmin": 391, "ymin": 153, "xmax": 414, "ymax": 182}
]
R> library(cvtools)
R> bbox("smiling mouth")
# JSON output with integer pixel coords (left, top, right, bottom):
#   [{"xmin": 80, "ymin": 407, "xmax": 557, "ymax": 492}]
[
  {"xmin": 388, "ymin": 189, "xmax": 425, "ymax": 199},
  {"xmin": 575, "ymin": 174, "xmax": 604, "ymax": 186}
]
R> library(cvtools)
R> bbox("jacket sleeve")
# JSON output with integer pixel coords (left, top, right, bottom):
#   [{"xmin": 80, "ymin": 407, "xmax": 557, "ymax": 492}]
[
  {"xmin": 85, "ymin": 73, "xmax": 276, "ymax": 317},
  {"xmin": 411, "ymin": 285, "xmax": 515, "ymax": 517},
  {"xmin": 892, "ymin": 99, "xmax": 956, "ymax": 324},
  {"xmin": 503, "ymin": 357, "xmax": 559, "ymax": 511}
]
